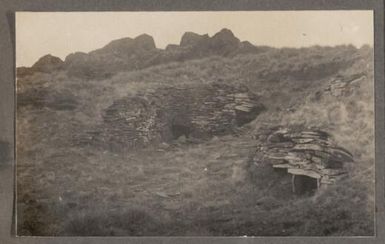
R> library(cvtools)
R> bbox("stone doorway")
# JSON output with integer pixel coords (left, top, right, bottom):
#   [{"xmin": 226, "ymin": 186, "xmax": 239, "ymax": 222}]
[
  {"xmin": 291, "ymin": 174, "xmax": 319, "ymax": 195},
  {"xmin": 171, "ymin": 123, "xmax": 192, "ymax": 140}
]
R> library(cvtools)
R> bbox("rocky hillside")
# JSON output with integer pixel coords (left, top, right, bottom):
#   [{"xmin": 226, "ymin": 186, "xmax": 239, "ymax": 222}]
[
  {"xmin": 17, "ymin": 28, "xmax": 268, "ymax": 80},
  {"xmin": 16, "ymin": 29, "xmax": 374, "ymax": 236}
]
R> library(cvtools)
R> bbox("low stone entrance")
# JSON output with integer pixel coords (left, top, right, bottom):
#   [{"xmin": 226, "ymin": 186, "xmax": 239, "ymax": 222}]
[
  {"xmin": 291, "ymin": 174, "xmax": 319, "ymax": 195},
  {"xmin": 253, "ymin": 126, "xmax": 354, "ymax": 194}
]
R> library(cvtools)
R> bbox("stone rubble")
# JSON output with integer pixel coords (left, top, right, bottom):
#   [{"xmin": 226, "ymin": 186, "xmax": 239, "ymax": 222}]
[{"xmin": 326, "ymin": 73, "xmax": 367, "ymax": 97}]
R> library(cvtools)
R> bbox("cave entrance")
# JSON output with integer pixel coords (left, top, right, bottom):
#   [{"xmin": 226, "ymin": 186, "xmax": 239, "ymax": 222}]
[
  {"xmin": 273, "ymin": 167, "xmax": 288, "ymax": 176},
  {"xmin": 235, "ymin": 109, "xmax": 256, "ymax": 126},
  {"xmin": 171, "ymin": 124, "xmax": 192, "ymax": 140},
  {"xmin": 291, "ymin": 174, "xmax": 319, "ymax": 195},
  {"xmin": 235, "ymin": 105, "xmax": 265, "ymax": 127}
]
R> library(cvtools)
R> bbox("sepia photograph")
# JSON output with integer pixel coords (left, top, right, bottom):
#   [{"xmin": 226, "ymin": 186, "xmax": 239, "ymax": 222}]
[{"xmin": 15, "ymin": 11, "xmax": 375, "ymax": 236}]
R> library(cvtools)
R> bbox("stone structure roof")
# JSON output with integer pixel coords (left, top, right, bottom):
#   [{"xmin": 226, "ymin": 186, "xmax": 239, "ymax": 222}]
[
  {"xmin": 102, "ymin": 83, "xmax": 265, "ymax": 149},
  {"xmin": 253, "ymin": 126, "xmax": 354, "ymax": 185}
]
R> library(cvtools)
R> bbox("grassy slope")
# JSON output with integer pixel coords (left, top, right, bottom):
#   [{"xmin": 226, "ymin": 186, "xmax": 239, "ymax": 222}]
[{"xmin": 16, "ymin": 45, "xmax": 374, "ymax": 236}]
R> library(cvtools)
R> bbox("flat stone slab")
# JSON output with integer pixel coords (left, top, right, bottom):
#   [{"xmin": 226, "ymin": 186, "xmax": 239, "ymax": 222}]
[{"xmin": 288, "ymin": 168, "xmax": 322, "ymax": 179}]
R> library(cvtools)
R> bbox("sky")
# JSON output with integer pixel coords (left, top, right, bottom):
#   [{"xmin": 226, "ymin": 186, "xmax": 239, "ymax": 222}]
[{"xmin": 16, "ymin": 11, "xmax": 373, "ymax": 67}]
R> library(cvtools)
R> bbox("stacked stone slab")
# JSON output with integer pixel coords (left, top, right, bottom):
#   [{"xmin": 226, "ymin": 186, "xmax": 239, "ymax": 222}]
[
  {"xmin": 103, "ymin": 96, "xmax": 160, "ymax": 148},
  {"xmin": 103, "ymin": 83, "xmax": 265, "ymax": 149},
  {"xmin": 326, "ymin": 73, "xmax": 367, "ymax": 97},
  {"xmin": 253, "ymin": 126, "xmax": 354, "ymax": 186}
]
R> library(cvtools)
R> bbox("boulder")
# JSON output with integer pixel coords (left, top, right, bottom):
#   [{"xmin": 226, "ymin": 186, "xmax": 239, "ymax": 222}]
[
  {"xmin": 180, "ymin": 32, "xmax": 208, "ymax": 47},
  {"xmin": 209, "ymin": 28, "xmax": 240, "ymax": 56},
  {"xmin": 32, "ymin": 54, "xmax": 64, "ymax": 72},
  {"xmin": 133, "ymin": 34, "xmax": 157, "ymax": 50},
  {"xmin": 17, "ymin": 54, "xmax": 64, "ymax": 77},
  {"xmin": 95, "ymin": 37, "xmax": 134, "ymax": 54}
]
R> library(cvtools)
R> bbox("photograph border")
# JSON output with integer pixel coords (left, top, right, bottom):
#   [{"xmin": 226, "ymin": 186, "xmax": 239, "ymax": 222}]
[{"xmin": 1, "ymin": 0, "xmax": 384, "ymax": 243}]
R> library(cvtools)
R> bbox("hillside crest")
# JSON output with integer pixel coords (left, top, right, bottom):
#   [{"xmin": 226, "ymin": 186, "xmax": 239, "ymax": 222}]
[{"xmin": 17, "ymin": 29, "xmax": 265, "ymax": 79}]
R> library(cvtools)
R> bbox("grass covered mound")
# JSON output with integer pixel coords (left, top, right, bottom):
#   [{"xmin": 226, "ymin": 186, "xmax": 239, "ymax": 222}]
[{"xmin": 16, "ymin": 44, "xmax": 374, "ymax": 236}]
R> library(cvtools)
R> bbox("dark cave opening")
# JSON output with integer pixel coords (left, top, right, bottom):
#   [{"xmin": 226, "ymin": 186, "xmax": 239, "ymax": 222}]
[
  {"xmin": 292, "ymin": 174, "xmax": 318, "ymax": 195},
  {"xmin": 273, "ymin": 167, "xmax": 288, "ymax": 176},
  {"xmin": 171, "ymin": 123, "xmax": 192, "ymax": 140},
  {"xmin": 235, "ymin": 105, "xmax": 266, "ymax": 127}
]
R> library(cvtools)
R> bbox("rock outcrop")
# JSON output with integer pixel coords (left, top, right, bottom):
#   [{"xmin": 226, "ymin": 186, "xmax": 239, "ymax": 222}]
[
  {"xmin": 252, "ymin": 126, "xmax": 354, "ymax": 188},
  {"xmin": 17, "ymin": 29, "xmax": 267, "ymax": 79},
  {"xmin": 209, "ymin": 28, "xmax": 241, "ymax": 56},
  {"xmin": 98, "ymin": 34, "xmax": 156, "ymax": 53},
  {"xmin": 64, "ymin": 34, "xmax": 159, "ymax": 79},
  {"xmin": 167, "ymin": 29, "xmax": 262, "ymax": 61},
  {"xmin": 32, "ymin": 54, "xmax": 64, "ymax": 72},
  {"xmin": 17, "ymin": 54, "xmax": 64, "ymax": 77},
  {"xmin": 180, "ymin": 32, "xmax": 209, "ymax": 47},
  {"xmin": 102, "ymin": 83, "xmax": 265, "ymax": 149}
]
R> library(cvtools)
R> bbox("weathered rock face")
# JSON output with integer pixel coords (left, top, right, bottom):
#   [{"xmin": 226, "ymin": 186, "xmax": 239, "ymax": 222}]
[
  {"xmin": 252, "ymin": 126, "xmax": 354, "ymax": 187},
  {"xmin": 103, "ymin": 83, "xmax": 265, "ymax": 149}
]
